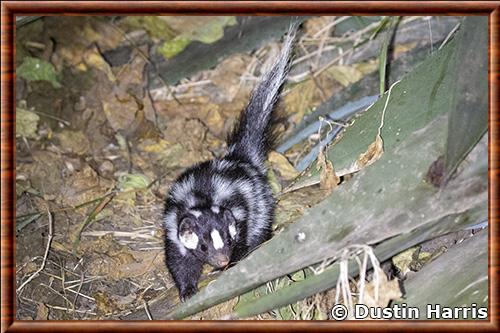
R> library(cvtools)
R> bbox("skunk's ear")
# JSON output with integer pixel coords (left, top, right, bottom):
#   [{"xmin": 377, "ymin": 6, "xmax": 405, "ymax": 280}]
[
  {"xmin": 223, "ymin": 209, "xmax": 238, "ymax": 240},
  {"xmin": 223, "ymin": 209, "xmax": 235, "ymax": 223},
  {"xmin": 179, "ymin": 217, "xmax": 198, "ymax": 249},
  {"xmin": 179, "ymin": 215, "xmax": 195, "ymax": 232}
]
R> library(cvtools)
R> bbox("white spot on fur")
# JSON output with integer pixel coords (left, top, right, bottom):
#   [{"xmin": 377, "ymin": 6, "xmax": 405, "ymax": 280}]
[
  {"xmin": 180, "ymin": 231, "xmax": 199, "ymax": 249},
  {"xmin": 212, "ymin": 174, "xmax": 234, "ymax": 203},
  {"xmin": 163, "ymin": 211, "xmax": 177, "ymax": 229},
  {"xmin": 213, "ymin": 159, "xmax": 234, "ymax": 171},
  {"xmin": 231, "ymin": 206, "xmax": 246, "ymax": 220},
  {"xmin": 236, "ymin": 180, "xmax": 254, "ymax": 199},
  {"xmin": 229, "ymin": 223, "xmax": 237, "ymax": 239},
  {"xmin": 184, "ymin": 194, "xmax": 197, "ymax": 208},
  {"xmin": 190, "ymin": 210, "xmax": 202, "ymax": 218},
  {"xmin": 211, "ymin": 229, "xmax": 224, "ymax": 250},
  {"xmin": 171, "ymin": 174, "xmax": 195, "ymax": 206},
  {"xmin": 211, "ymin": 205, "xmax": 220, "ymax": 214}
]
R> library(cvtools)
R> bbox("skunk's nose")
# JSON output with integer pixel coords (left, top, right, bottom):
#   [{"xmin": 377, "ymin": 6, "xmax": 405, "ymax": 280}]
[{"xmin": 213, "ymin": 254, "xmax": 229, "ymax": 268}]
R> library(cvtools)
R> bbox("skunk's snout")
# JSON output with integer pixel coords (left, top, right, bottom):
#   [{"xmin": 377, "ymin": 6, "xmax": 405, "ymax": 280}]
[{"xmin": 212, "ymin": 253, "xmax": 230, "ymax": 268}]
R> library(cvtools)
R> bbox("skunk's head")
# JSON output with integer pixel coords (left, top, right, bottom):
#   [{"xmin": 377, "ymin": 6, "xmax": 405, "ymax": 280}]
[{"xmin": 178, "ymin": 206, "xmax": 238, "ymax": 268}]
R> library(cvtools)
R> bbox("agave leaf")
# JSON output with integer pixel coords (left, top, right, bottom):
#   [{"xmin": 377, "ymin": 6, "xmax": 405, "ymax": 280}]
[
  {"xmin": 395, "ymin": 228, "xmax": 488, "ymax": 318},
  {"xmin": 233, "ymin": 186, "xmax": 487, "ymax": 319},
  {"xmin": 443, "ymin": 17, "xmax": 488, "ymax": 184}
]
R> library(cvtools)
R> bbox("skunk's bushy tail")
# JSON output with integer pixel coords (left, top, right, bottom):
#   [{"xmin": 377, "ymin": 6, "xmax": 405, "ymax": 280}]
[{"xmin": 226, "ymin": 23, "xmax": 298, "ymax": 170}]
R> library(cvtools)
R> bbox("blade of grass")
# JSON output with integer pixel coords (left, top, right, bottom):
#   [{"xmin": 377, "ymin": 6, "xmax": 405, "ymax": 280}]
[
  {"xmin": 379, "ymin": 16, "xmax": 400, "ymax": 95},
  {"xmin": 72, "ymin": 193, "xmax": 115, "ymax": 256}
]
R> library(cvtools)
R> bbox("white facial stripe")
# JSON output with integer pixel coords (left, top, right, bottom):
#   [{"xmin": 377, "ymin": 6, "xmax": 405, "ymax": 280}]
[
  {"xmin": 180, "ymin": 232, "xmax": 199, "ymax": 249},
  {"xmin": 190, "ymin": 210, "xmax": 202, "ymax": 218},
  {"xmin": 211, "ymin": 229, "xmax": 224, "ymax": 250},
  {"xmin": 211, "ymin": 205, "xmax": 220, "ymax": 214},
  {"xmin": 229, "ymin": 223, "xmax": 237, "ymax": 239}
]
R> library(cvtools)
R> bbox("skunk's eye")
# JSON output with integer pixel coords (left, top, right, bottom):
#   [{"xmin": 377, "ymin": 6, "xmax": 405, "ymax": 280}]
[{"xmin": 200, "ymin": 244, "xmax": 208, "ymax": 252}]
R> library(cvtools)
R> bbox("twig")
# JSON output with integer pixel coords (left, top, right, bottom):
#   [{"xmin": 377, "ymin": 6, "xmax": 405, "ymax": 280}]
[
  {"xmin": 17, "ymin": 207, "xmax": 54, "ymax": 293},
  {"xmin": 31, "ymin": 110, "xmax": 71, "ymax": 126},
  {"xmin": 439, "ymin": 22, "xmax": 460, "ymax": 50},
  {"xmin": 143, "ymin": 300, "xmax": 153, "ymax": 320},
  {"xmin": 58, "ymin": 262, "xmax": 74, "ymax": 312},
  {"xmin": 312, "ymin": 16, "xmax": 350, "ymax": 39},
  {"xmin": 44, "ymin": 304, "xmax": 96, "ymax": 315},
  {"xmin": 71, "ymin": 270, "xmax": 86, "ymax": 310},
  {"xmin": 64, "ymin": 286, "xmax": 95, "ymax": 302},
  {"xmin": 40, "ymin": 283, "xmax": 74, "ymax": 310},
  {"xmin": 81, "ymin": 230, "xmax": 158, "ymax": 240}
]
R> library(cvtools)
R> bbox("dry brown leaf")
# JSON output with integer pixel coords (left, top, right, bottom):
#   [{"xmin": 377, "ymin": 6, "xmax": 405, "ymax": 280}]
[
  {"xmin": 94, "ymin": 291, "xmax": 117, "ymax": 316},
  {"xmin": 59, "ymin": 165, "xmax": 108, "ymax": 207},
  {"xmin": 84, "ymin": 46, "xmax": 115, "ymax": 82},
  {"xmin": 137, "ymin": 138, "xmax": 171, "ymax": 154},
  {"xmin": 316, "ymin": 147, "xmax": 340, "ymax": 193},
  {"xmin": 354, "ymin": 135, "xmax": 384, "ymax": 170},
  {"xmin": 22, "ymin": 261, "xmax": 39, "ymax": 275},
  {"xmin": 392, "ymin": 247, "xmax": 419, "ymax": 276},
  {"xmin": 16, "ymin": 107, "xmax": 40, "ymax": 139},
  {"xmin": 35, "ymin": 303, "xmax": 50, "ymax": 320},
  {"xmin": 56, "ymin": 130, "xmax": 91, "ymax": 155},
  {"xmin": 198, "ymin": 103, "xmax": 225, "ymax": 136},
  {"xmin": 327, "ymin": 65, "xmax": 364, "ymax": 87},
  {"xmin": 361, "ymin": 267, "xmax": 403, "ymax": 314},
  {"xmin": 303, "ymin": 17, "xmax": 332, "ymax": 36},
  {"xmin": 285, "ymin": 72, "xmax": 344, "ymax": 125},
  {"xmin": 210, "ymin": 55, "xmax": 252, "ymax": 102},
  {"xmin": 81, "ymin": 235, "xmax": 162, "ymax": 281},
  {"xmin": 267, "ymin": 168, "xmax": 282, "ymax": 194},
  {"xmin": 269, "ymin": 151, "xmax": 300, "ymax": 181},
  {"xmin": 284, "ymin": 79, "xmax": 316, "ymax": 124},
  {"xmin": 102, "ymin": 98, "xmax": 142, "ymax": 133},
  {"xmin": 394, "ymin": 42, "xmax": 418, "ymax": 57},
  {"xmin": 335, "ymin": 133, "xmax": 385, "ymax": 179},
  {"xmin": 353, "ymin": 60, "xmax": 379, "ymax": 76},
  {"xmin": 18, "ymin": 151, "xmax": 65, "ymax": 199}
]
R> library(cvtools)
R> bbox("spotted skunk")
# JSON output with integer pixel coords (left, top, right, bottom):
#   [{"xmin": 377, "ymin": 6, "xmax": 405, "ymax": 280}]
[{"xmin": 163, "ymin": 23, "xmax": 297, "ymax": 301}]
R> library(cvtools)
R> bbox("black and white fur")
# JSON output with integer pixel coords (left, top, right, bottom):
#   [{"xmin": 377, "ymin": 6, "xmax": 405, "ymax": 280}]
[{"xmin": 163, "ymin": 24, "xmax": 297, "ymax": 301}]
